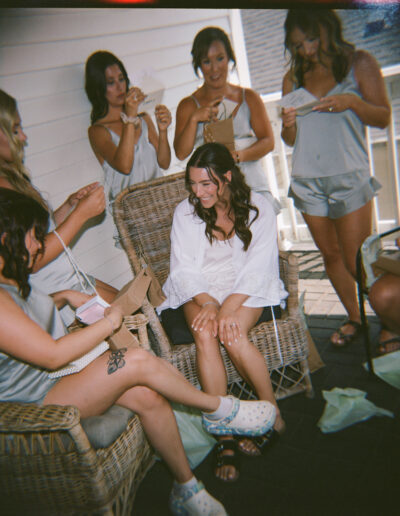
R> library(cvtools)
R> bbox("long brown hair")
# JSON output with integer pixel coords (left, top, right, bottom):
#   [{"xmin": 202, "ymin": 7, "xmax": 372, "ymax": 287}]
[
  {"xmin": 0, "ymin": 90, "xmax": 48, "ymax": 210},
  {"xmin": 185, "ymin": 143, "xmax": 258, "ymax": 251},
  {"xmin": 284, "ymin": 9, "xmax": 355, "ymax": 87}
]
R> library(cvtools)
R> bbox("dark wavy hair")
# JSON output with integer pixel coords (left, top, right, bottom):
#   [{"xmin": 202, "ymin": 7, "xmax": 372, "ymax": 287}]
[
  {"xmin": 185, "ymin": 143, "xmax": 258, "ymax": 251},
  {"xmin": 0, "ymin": 188, "xmax": 49, "ymax": 299},
  {"xmin": 284, "ymin": 9, "xmax": 354, "ymax": 87},
  {"xmin": 85, "ymin": 51, "xmax": 130, "ymax": 124},
  {"xmin": 191, "ymin": 27, "xmax": 236, "ymax": 78}
]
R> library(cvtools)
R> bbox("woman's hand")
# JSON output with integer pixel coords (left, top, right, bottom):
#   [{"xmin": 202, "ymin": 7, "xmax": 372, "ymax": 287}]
[
  {"xmin": 314, "ymin": 93, "xmax": 356, "ymax": 114},
  {"xmin": 104, "ymin": 305, "xmax": 123, "ymax": 334},
  {"xmin": 66, "ymin": 182, "xmax": 100, "ymax": 208},
  {"xmin": 51, "ymin": 290, "xmax": 93, "ymax": 310},
  {"xmin": 155, "ymin": 104, "xmax": 172, "ymax": 131},
  {"xmin": 74, "ymin": 183, "xmax": 106, "ymax": 220},
  {"xmin": 124, "ymin": 87, "xmax": 146, "ymax": 118},
  {"xmin": 282, "ymin": 107, "xmax": 297, "ymax": 128},
  {"xmin": 191, "ymin": 97, "xmax": 222, "ymax": 124},
  {"xmin": 217, "ymin": 307, "xmax": 242, "ymax": 347},
  {"xmin": 191, "ymin": 302, "xmax": 220, "ymax": 336}
]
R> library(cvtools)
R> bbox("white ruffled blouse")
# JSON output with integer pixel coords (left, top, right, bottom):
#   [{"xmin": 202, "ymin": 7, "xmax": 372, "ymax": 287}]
[{"xmin": 157, "ymin": 192, "xmax": 288, "ymax": 313}]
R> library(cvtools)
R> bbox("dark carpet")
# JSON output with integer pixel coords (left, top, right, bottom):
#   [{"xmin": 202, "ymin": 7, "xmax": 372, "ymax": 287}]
[{"xmin": 132, "ymin": 313, "xmax": 399, "ymax": 516}]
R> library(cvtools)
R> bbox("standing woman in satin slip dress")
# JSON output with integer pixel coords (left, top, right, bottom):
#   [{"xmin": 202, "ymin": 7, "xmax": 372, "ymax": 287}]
[
  {"xmin": 85, "ymin": 50, "xmax": 172, "ymax": 244},
  {"xmin": 174, "ymin": 26, "xmax": 279, "ymax": 212},
  {"xmin": 281, "ymin": 9, "xmax": 391, "ymax": 347}
]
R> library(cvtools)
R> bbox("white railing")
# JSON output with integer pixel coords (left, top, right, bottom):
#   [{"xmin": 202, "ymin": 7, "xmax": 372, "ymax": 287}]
[{"xmin": 262, "ymin": 65, "xmax": 400, "ymax": 244}]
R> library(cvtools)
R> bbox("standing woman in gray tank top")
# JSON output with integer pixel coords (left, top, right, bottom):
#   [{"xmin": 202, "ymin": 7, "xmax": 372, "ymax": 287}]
[
  {"xmin": 281, "ymin": 10, "xmax": 391, "ymax": 347},
  {"xmin": 174, "ymin": 27, "xmax": 279, "ymax": 212},
  {"xmin": 85, "ymin": 51, "xmax": 172, "ymax": 244}
]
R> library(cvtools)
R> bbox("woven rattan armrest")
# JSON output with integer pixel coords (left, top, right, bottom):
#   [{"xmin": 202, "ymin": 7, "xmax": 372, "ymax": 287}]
[{"xmin": 0, "ymin": 402, "xmax": 80, "ymax": 433}]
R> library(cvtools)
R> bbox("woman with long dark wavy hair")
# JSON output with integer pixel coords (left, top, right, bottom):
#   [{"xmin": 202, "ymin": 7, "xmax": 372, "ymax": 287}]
[
  {"xmin": 281, "ymin": 9, "xmax": 391, "ymax": 348},
  {"xmin": 158, "ymin": 143, "xmax": 287, "ymax": 482},
  {"xmin": 85, "ymin": 50, "xmax": 171, "ymax": 233},
  {"xmin": 0, "ymin": 187, "xmax": 277, "ymax": 516}
]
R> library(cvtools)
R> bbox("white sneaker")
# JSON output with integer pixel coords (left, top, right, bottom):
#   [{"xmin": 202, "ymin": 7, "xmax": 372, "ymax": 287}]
[{"xmin": 169, "ymin": 480, "xmax": 227, "ymax": 516}]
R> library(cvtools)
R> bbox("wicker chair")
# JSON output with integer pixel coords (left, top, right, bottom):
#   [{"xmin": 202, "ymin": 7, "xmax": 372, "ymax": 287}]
[
  {"xmin": 114, "ymin": 172, "xmax": 313, "ymax": 400},
  {"xmin": 0, "ymin": 314, "xmax": 155, "ymax": 516}
]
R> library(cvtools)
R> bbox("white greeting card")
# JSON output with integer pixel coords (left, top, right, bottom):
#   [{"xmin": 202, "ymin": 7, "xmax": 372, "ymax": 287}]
[
  {"xmin": 278, "ymin": 88, "xmax": 319, "ymax": 116},
  {"xmin": 76, "ymin": 295, "xmax": 110, "ymax": 325}
]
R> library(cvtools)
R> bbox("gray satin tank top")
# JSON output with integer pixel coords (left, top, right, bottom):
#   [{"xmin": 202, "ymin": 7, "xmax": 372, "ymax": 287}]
[
  {"xmin": 191, "ymin": 90, "xmax": 272, "ymax": 195},
  {"xmin": 101, "ymin": 118, "xmax": 162, "ymax": 205},
  {"xmin": 292, "ymin": 66, "xmax": 370, "ymax": 178},
  {"xmin": 0, "ymin": 283, "xmax": 64, "ymax": 404}
]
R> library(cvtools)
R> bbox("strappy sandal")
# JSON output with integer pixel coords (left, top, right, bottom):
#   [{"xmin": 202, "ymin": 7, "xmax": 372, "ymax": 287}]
[
  {"xmin": 214, "ymin": 438, "xmax": 240, "ymax": 483},
  {"xmin": 237, "ymin": 428, "xmax": 280, "ymax": 456},
  {"xmin": 330, "ymin": 320, "xmax": 361, "ymax": 348},
  {"xmin": 377, "ymin": 336, "xmax": 400, "ymax": 356}
]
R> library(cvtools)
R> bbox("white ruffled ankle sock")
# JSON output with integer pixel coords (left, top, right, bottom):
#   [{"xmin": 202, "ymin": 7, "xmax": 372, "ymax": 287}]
[
  {"xmin": 204, "ymin": 396, "xmax": 233, "ymax": 420},
  {"xmin": 173, "ymin": 475, "xmax": 197, "ymax": 495}
]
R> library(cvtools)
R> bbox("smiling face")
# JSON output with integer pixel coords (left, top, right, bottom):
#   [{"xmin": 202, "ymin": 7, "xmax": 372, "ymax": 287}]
[
  {"xmin": 199, "ymin": 40, "xmax": 230, "ymax": 89},
  {"xmin": 189, "ymin": 166, "xmax": 231, "ymax": 209},
  {"xmin": 105, "ymin": 64, "xmax": 127, "ymax": 108},
  {"xmin": 0, "ymin": 111, "xmax": 27, "ymax": 162}
]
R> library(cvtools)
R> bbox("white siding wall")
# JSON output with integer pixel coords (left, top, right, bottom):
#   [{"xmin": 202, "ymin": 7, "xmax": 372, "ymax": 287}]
[{"xmin": 0, "ymin": 7, "xmax": 234, "ymax": 288}]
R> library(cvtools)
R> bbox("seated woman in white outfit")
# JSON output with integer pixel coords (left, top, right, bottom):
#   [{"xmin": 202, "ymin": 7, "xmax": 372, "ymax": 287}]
[
  {"xmin": 0, "ymin": 187, "xmax": 277, "ymax": 516},
  {"xmin": 85, "ymin": 50, "xmax": 172, "ymax": 245},
  {"xmin": 158, "ymin": 143, "xmax": 287, "ymax": 482}
]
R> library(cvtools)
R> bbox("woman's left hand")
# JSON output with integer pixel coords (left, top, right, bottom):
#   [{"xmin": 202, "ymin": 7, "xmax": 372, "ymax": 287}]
[
  {"xmin": 155, "ymin": 104, "xmax": 172, "ymax": 131},
  {"xmin": 314, "ymin": 93, "xmax": 356, "ymax": 114},
  {"xmin": 51, "ymin": 290, "xmax": 93, "ymax": 310},
  {"xmin": 217, "ymin": 309, "xmax": 242, "ymax": 347}
]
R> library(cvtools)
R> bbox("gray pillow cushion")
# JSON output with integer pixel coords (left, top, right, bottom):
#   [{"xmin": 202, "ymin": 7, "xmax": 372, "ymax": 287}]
[{"xmin": 81, "ymin": 405, "xmax": 135, "ymax": 449}]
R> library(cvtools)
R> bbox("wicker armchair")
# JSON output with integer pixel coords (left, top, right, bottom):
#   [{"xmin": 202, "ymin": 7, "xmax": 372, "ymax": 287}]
[
  {"xmin": 0, "ymin": 315, "xmax": 155, "ymax": 516},
  {"xmin": 114, "ymin": 172, "xmax": 312, "ymax": 400}
]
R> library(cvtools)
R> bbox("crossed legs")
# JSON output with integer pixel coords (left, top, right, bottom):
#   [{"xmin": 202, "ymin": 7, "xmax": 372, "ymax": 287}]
[{"xmin": 44, "ymin": 347, "xmax": 221, "ymax": 483}]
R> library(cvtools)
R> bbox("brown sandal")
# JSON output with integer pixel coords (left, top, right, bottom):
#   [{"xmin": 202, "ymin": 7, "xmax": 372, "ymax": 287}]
[
  {"xmin": 377, "ymin": 336, "xmax": 400, "ymax": 355},
  {"xmin": 213, "ymin": 439, "xmax": 240, "ymax": 482},
  {"xmin": 331, "ymin": 320, "xmax": 361, "ymax": 348}
]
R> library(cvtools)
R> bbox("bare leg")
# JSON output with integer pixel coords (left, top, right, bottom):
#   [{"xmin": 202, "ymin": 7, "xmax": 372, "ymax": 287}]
[
  {"xmin": 223, "ymin": 306, "xmax": 284, "ymax": 431},
  {"xmin": 183, "ymin": 301, "xmax": 228, "ymax": 395},
  {"xmin": 94, "ymin": 278, "xmax": 118, "ymax": 303},
  {"xmin": 369, "ymin": 274, "xmax": 400, "ymax": 335},
  {"xmin": 44, "ymin": 347, "xmax": 231, "ymax": 484},
  {"xmin": 302, "ymin": 207, "xmax": 372, "ymax": 345}
]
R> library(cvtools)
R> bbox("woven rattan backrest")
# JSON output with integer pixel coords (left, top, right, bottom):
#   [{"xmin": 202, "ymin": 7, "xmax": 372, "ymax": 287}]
[{"xmin": 114, "ymin": 172, "xmax": 188, "ymax": 285}]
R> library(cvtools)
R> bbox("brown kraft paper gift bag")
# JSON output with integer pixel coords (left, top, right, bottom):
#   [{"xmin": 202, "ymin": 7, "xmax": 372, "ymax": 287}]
[
  {"xmin": 203, "ymin": 118, "xmax": 235, "ymax": 152},
  {"xmin": 108, "ymin": 269, "xmax": 152, "ymax": 350}
]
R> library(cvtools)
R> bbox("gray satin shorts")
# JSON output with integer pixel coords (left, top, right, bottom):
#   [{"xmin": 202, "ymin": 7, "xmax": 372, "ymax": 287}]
[{"xmin": 288, "ymin": 170, "xmax": 381, "ymax": 219}]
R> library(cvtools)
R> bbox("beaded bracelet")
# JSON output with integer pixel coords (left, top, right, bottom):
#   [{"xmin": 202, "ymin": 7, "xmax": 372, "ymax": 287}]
[{"xmin": 120, "ymin": 112, "xmax": 140, "ymax": 126}]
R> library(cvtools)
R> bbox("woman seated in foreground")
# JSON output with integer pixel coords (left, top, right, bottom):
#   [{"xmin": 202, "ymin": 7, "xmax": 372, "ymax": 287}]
[
  {"xmin": 158, "ymin": 143, "xmax": 287, "ymax": 482},
  {"xmin": 0, "ymin": 188, "xmax": 276, "ymax": 516}
]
